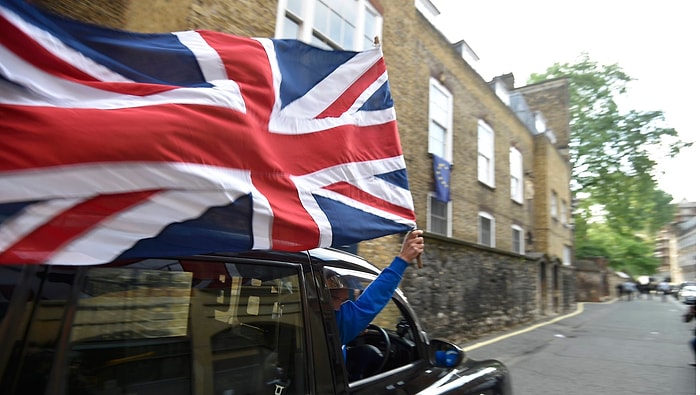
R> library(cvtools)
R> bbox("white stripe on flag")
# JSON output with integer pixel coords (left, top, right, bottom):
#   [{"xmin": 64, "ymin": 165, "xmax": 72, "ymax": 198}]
[
  {"xmin": 280, "ymin": 48, "xmax": 383, "ymax": 119},
  {"xmin": 45, "ymin": 190, "xmax": 239, "ymax": 265},
  {"xmin": 0, "ymin": 4, "xmax": 131, "ymax": 83},
  {"xmin": 174, "ymin": 31, "xmax": 229, "ymax": 82},
  {"xmin": 0, "ymin": 162, "xmax": 256, "ymax": 203}
]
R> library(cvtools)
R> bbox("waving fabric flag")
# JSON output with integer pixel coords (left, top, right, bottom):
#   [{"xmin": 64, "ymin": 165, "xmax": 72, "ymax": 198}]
[
  {"xmin": 0, "ymin": 0, "xmax": 416, "ymax": 265},
  {"xmin": 432, "ymin": 155, "xmax": 451, "ymax": 203}
]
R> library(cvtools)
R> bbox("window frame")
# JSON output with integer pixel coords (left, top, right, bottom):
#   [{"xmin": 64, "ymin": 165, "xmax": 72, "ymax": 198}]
[
  {"xmin": 427, "ymin": 192, "xmax": 453, "ymax": 237},
  {"xmin": 428, "ymin": 77, "xmax": 453, "ymax": 162},
  {"xmin": 563, "ymin": 245, "xmax": 572, "ymax": 265},
  {"xmin": 560, "ymin": 199, "xmax": 568, "ymax": 225},
  {"xmin": 550, "ymin": 191, "xmax": 558, "ymax": 220},
  {"xmin": 511, "ymin": 224, "xmax": 524, "ymax": 254},
  {"xmin": 478, "ymin": 211, "xmax": 495, "ymax": 248},
  {"xmin": 478, "ymin": 120, "xmax": 495, "ymax": 188},
  {"xmin": 276, "ymin": 0, "xmax": 383, "ymax": 51},
  {"xmin": 509, "ymin": 147, "xmax": 523, "ymax": 203}
]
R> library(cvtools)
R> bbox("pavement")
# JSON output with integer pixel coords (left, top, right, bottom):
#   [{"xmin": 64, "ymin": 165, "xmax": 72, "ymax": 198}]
[{"xmin": 459, "ymin": 295, "xmax": 697, "ymax": 395}]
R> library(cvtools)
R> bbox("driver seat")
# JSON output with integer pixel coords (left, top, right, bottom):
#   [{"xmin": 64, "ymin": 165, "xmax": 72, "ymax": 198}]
[{"xmin": 345, "ymin": 344, "xmax": 383, "ymax": 381}]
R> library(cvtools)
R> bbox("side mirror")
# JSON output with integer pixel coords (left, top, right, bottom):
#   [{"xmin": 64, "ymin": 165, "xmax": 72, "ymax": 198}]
[{"xmin": 430, "ymin": 339, "xmax": 463, "ymax": 368}]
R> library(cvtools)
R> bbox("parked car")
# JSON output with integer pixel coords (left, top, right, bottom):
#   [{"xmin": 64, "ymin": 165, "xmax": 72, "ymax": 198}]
[
  {"xmin": 671, "ymin": 281, "xmax": 695, "ymax": 300},
  {"xmin": 0, "ymin": 248, "xmax": 511, "ymax": 395},
  {"xmin": 679, "ymin": 285, "xmax": 697, "ymax": 305}
]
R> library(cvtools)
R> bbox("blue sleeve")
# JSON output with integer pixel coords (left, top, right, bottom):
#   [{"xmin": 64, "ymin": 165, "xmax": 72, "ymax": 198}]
[{"xmin": 335, "ymin": 256, "xmax": 408, "ymax": 345}]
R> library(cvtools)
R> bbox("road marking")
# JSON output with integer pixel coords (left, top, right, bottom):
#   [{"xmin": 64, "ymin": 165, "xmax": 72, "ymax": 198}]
[{"xmin": 462, "ymin": 302, "xmax": 592, "ymax": 352}]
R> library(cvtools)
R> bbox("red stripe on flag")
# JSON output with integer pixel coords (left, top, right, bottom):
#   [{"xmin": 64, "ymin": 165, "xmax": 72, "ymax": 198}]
[
  {"xmin": 251, "ymin": 173, "xmax": 321, "ymax": 251},
  {"xmin": 201, "ymin": 33, "xmax": 328, "ymax": 250},
  {"xmin": 316, "ymin": 58, "xmax": 387, "ymax": 119},
  {"xmin": 0, "ymin": 191, "xmax": 159, "ymax": 264},
  {"xmin": 323, "ymin": 181, "xmax": 416, "ymax": 221},
  {"xmin": 0, "ymin": 105, "xmax": 402, "ymax": 176},
  {"xmin": 199, "ymin": 31, "xmax": 276, "ymax": 127}
]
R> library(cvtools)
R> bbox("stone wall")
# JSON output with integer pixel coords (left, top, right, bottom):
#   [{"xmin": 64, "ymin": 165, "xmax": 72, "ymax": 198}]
[
  {"xmin": 363, "ymin": 233, "xmax": 576, "ymax": 344},
  {"xmin": 575, "ymin": 257, "xmax": 616, "ymax": 302}
]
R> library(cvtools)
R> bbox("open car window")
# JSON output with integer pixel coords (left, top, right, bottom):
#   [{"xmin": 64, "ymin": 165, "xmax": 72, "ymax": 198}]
[{"xmin": 325, "ymin": 267, "xmax": 421, "ymax": 382}]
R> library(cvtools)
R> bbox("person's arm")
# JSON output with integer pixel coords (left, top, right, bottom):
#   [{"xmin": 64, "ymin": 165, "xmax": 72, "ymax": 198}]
[
  {"xmin": 337, "ymin": 257, "xmax": 408, "ymax": 344},
  {"xmin": 336, "ymin": 230, "xmax": 424, "ymax": 345}
]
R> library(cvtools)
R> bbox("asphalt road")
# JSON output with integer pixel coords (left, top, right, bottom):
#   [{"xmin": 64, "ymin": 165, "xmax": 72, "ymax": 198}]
[{"xmin": 460, "ymin": 295, "xmax": 697, "ymax": 394}]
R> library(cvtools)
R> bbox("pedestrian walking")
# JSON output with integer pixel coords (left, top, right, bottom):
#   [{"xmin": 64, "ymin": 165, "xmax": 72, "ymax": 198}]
[
  {"xmin": 623, "ymin": 281, "xmax": 637, "ymax": 301},
  {"xmin": 658, "ymin": 280, "xmax": 671, "ymax": 302}
]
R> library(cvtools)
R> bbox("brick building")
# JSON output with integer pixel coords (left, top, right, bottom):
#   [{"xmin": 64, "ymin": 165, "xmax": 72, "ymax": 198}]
[
  {"xmin": 32, "ymin": 0, "xmax": 577, "ymax": 342},
  {"xmin": 656, "ymin": 200, "xmax": 696, "ymax": 283}
]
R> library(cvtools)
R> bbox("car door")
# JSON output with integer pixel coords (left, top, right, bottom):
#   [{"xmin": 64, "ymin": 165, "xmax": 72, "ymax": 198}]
[
  {"xmin": 316, "ymin": 263, "xmax": 434, "ymax": 394},
  {"xmin": 0, "ymin": 255, "xmax": 319, "ymax": 395},
  {"xmin": 348, "ymin": 294, "xmax": 438, "ymax": 395}
]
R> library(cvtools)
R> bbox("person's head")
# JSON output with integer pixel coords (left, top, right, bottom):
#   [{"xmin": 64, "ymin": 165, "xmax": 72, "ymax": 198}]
[
  {"xmin": 329, "ymin": 288, "xmax": 351, "ymax": 310},
  {"xmin": 325, "ymin": 269, "xmax": 361, "ymax": 311}
]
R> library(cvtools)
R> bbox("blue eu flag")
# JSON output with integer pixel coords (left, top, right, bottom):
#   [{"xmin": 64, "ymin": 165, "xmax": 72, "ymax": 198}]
[{"xmin": 433, "ymin": 155, "xmax": 451, "ymax": 202}]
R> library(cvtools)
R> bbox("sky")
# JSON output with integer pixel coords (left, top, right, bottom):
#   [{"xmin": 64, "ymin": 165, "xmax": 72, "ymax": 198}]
[{"xmin": 431, "ymin": 0, "xmax": 698, "ymax": 203}]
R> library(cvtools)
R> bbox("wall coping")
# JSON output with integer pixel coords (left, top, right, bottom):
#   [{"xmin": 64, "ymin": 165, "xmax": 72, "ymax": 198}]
[{"xmin": 424, "ymin": 231, "xmax": 539, "ymax": 262}]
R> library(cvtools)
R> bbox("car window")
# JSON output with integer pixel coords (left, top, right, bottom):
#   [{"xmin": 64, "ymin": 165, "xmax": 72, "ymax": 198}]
[
  {"xmin": 323, "ymin": 267, "xmax": 421, "ymax": 381},
  {"xmin": 0, "ymin": 260, "xmax": 307, "ymax": 395}
]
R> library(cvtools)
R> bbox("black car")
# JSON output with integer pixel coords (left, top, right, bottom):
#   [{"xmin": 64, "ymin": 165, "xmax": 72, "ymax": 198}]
[{"xmin": 0, "ymin": 248, "xmax": 511, "ymax": 395}]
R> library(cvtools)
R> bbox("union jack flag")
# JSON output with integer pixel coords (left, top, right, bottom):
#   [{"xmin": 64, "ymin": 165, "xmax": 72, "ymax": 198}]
[{"xmin": 0, "ymin": 0, "xmax": 416, "ymax": 265}]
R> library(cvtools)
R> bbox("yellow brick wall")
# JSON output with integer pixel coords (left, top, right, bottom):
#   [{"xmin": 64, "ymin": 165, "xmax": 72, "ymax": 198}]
[
  {"xmin": 519, "ymin": 79, "xmax": 573, "ymax": 260},
  {"xmin": 380, "ymin": 4, "xmax": 535, "ymax": 252}
]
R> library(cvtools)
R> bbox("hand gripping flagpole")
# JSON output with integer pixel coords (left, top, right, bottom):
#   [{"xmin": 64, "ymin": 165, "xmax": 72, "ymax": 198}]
[{"xmin": 403, "ymin": 229, "xmax": 424, "ymax": 269}]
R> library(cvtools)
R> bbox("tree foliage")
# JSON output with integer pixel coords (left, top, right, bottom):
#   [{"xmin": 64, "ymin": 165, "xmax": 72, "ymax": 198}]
[
  {"xmin": 528, "ymin": 54, "xmax": 690, "ymax": 272},
  {"xmin": 575, "ymin": 223, "xmax": 658, "ymax": 276}
]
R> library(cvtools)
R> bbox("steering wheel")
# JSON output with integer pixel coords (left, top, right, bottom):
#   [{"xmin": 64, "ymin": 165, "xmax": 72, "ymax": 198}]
[{"xmin": 365, "ymin": 324, "xmax": 391, "ymax": 376}]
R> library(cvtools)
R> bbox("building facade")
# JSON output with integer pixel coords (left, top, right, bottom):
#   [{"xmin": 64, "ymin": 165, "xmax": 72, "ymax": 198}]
[
  {"xmin": 657, "ymin": 200, "xmax": 696, "ymax": 283},
  {"xmin": 33, "ymin": 0, "xmax": 577, "ymax": 342}
]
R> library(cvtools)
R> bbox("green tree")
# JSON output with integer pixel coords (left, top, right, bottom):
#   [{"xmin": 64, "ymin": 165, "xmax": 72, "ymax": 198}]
[
  {"xmin": 576, "ymin": 222, "xmax": 658, "ymax": 276},
  {"xmin": 529, "ymin": 54, "xmax": 690, "ymax": 272}
]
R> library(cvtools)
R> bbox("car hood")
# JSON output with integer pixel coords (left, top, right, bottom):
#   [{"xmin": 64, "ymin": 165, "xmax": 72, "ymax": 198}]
[{"xmin": 416, "ymin": 359, "xmax": 511, "ymax": 395}]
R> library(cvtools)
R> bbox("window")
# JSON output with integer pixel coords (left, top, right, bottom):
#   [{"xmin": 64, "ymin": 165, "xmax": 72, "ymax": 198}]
[
  {"xmin": 323, "ymin": 266, "xmax": 421, "ymax": 381},
  {"xmin": 550, "ymin": 191, "xmax": 558, "ymax": 219},
  {"xmin": 560, "ymin": 199, "xmax": 568, "ymax": 224},
  {"xmin": 428, "ymin": 78, "xmax": 453, "ymax": 161},
  {"xmin": 0, "ymin": 261, "xmax": 308, "ymax": 395},
  {"xmin": 478, "ymin": 120, "xmax": 495, "ymax": 187},
  {"xmin": 478, "ymin": 212, "xmax": 495, "ymax": 247},
  {"xmin": 563, "ymin": 245, "xmax": 572, "ymax": 265},
  {"xmin": 512, "ymin": 225, "xmax": 524, "ymax": 254},
  {"xmin": 428, "ymin": 193, "xmax": 452, "ymax": 236},
  {"xmin": 510, "ymin": 147, "xmax": 523, "ymax": 203},
  {"xmin": 277, "ymin": 0, "xmax": 382, "ymax": 50}
]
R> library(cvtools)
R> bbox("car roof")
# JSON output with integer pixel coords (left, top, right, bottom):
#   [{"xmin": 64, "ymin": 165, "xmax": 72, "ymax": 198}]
[
  {"xmin": 307, "ymin": 248, "xmax": 381, "ymax": 275},
  {"xmin": 189, "ymin": 247, "xmax": 382, "ymax": 276}
]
